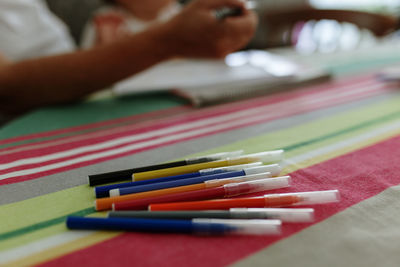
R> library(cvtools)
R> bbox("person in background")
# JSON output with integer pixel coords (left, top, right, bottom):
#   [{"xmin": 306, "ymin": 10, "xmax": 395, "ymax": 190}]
[
  {"xmin": 81, "ymin": 0, "xmax": 181, "ymax": 47},
  {"xmin": 0, "ymin": 0, "xmax": 257, "ymax": 122}
]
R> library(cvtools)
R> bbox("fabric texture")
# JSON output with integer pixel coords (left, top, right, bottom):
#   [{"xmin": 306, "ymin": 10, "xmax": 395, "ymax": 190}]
[{"xmin": 2, "ymin": 41, "xmax": 400, "ymax": 266}]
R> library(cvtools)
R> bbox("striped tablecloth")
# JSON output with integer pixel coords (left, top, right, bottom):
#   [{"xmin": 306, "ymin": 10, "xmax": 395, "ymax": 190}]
[{"xmin": 2, "ymin": 44, "xmax": 400, "ymax": 267}]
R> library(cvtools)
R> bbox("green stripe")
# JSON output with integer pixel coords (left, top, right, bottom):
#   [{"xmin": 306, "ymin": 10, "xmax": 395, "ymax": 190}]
[
  {"xmin": 281, "ymin": 111, "xmax": 400, "ymax": 151},
  {"xmin": 327, "ymin": 56, "xmax": 400, "ymax": 76},
  {"xmin": 0, "ymin": 93, "xmax": 184, "ymax": 144},
  {"xmin": 2, "ymin": 44, "xmax": 400, "ymax": 145},
  {"xmin": 0, "ymin": 208, "xmax": 94, "ymax": 241},
  {"xmin": 2, "ymin": 107, "xmax": 400, "ymax": 243}
]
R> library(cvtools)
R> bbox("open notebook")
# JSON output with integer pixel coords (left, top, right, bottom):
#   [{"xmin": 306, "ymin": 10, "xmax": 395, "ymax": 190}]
[{"xmin": 113, "ymin": 50, "xmax": 330, "ymax": 106}]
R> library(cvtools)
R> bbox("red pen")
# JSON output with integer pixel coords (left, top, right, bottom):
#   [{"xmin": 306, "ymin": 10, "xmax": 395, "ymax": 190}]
[
  {"xmin": 113, "ymin": 177, "xmax": 291, "ymax": 211},
  {"xmin": 149, "ymin": 190, "xmax": 340, "ymax": 211}
]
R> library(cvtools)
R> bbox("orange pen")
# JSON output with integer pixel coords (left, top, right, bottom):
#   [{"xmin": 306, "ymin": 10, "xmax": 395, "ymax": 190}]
[
  {"xmin": 149, "ymin": 190, "xmax": 340, "ymax": 211},
  {"xmin": 95, "ymin": 172, "xmax": 272, "ymax": 211}
]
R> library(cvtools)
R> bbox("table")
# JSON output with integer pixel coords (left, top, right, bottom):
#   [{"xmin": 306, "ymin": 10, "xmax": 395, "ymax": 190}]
[{"xmin": 2, "ymin": 41, "xmax": 400, "ymax": 267}]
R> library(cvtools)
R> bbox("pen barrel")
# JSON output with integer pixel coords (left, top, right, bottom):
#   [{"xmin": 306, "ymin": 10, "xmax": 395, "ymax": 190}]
[
  {"xmin": 223, "ymin": 176, "xmax": 291, "ymax": 197},
  {"xmin": 224, "ymin": 183, "xmax": 252, "ymax": 197},
  {"xmin": 108, "ymin": 210, "xmax": 235, "ymax": 220},
  {"xmin": 88, "ymin": 160, "xmax": 187, "ymax": 186},
  {"xmin": 113, "ymin": 187, "xmax": 226, "ymax": 211},
  {"xmin": 67, "ymin": 216, "xmax": 194, "ymax": 233},
  {"xmin": 131, "ymin": 150, "xmax": 283, "ymax": 181},
  {"xmin": 96, "ymin": 182, "xmax": 208, "ymax": 211},
  {"xmin": 265, "ymin": 196, "xmax": 300, "ymax": 207},
  {"xmin": 121, "ymin": 170, "xmax": 245, "ymax": 195},
  {"xmin": 97, "ymin": 171, "xmax": 203, "ymax": 198},
  {"xmin": 132, "ymin": 160, "xmax": 234, "ymax": 181},
  {"xmin": 149, "ymin": 197, "xmax": 267, "ymax": 211}
]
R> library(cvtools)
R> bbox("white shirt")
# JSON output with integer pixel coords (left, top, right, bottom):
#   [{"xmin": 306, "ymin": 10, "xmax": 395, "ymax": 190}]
[{"xmin": 0, "ymin": 0, "xmax": 75, "ymax": 61}]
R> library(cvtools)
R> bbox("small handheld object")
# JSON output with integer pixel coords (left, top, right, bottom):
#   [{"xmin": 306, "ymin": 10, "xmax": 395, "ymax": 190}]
[
  {"xmin": 113, "ymin": 177, "xmax": 291, "ymax": 211},
  {"xmin": 149, "ymin": 190, "xmax": 340, "ymax": 211},
  {"xmin": 66, "ymin": 216, "xmax": 281, "ymax": 235},
  {"xmin": 131, "ymin": 150, "xmax": 284, "ymax": 181},
  {"xmin": 88, "ymin": 150, "xmax": 243, "ymax": 186},
  {"xmin": 95, "ymin": 171, "xmax": 273, "ymax": 211},
  {"xmin": 108, "ymin": 208, "xmax": 314, "ymax": 223}
]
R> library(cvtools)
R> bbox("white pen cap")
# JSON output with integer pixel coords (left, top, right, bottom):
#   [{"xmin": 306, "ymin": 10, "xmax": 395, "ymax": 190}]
[
  {"xmin": 230, "ymin": 208, "xmax": 315, "ymax": 223},
  {"xmin": 244, "ymin": 150, "xmax": 284, "ymax": 163},
  {"xmin": 223, "ymin": 176, "xmax": 291, "ymax": 197},
  {"xmin": 199, "ymin": 162, "xmax": 263, "ymax": 174},
  {"xmin": 243, "ymin": 164, "xmax": 281, "ymax": 176},
  {"xmin": 204, "ymin": 172, "xmax": 272, "ymax": 188},
  {"xmin": 187, "ymin": 150, "xmax": 244, "ymax": 163},
  {"xmin": 265, "ymin": 190, "xmax": 340, "ymax": 206},
  {"xmin": 193, "ymin": 218, "xmax": 281, "ymax": 235}
]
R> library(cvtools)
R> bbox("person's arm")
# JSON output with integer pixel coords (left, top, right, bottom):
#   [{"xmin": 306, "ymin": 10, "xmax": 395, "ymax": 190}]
[
  {"xmin": 0, "ymin": 53, "xmax": 8, "ymax": 67},
  {"xmin": 0, "ymin": 26, "xmax": 170, "ymax": 115},
  {"xmin": 0, "ymin": 0, "xmax": 257, "ymax": 116}
]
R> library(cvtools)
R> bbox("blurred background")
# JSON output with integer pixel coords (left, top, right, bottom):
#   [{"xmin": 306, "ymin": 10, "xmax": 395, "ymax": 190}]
[
  {"xmin": 248, "ymin": 0, "xmax": 400, "ymax": 54},
  {"xmin": 45, "ymin": 0, "xmax": 400, "ymax": 57}
]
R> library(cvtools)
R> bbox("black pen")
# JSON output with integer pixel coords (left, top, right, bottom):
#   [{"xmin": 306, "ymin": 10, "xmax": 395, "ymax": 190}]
[
  {"xmin": 88, "ymin": 150, "xmax": 243, "ymax": 186},
  {"xmin": 108, "ymin": 208, "xmax": 314, "ymax": 223}
]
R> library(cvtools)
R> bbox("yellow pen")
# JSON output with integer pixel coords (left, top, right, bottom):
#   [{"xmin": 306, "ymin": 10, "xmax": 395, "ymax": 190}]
[{"xmin": 132, "ymin": 150, "xmax": 284, "ymax": 181}]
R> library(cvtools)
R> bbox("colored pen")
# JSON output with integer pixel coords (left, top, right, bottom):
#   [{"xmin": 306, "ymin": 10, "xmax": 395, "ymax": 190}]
[
  {"xmin": 95, "ymin": 172, "xmax": 273, "ymax": 211},
  {"xmin": 94, "ymin": 162, "xmax": 267, "ymax": 198},
  {"xmin": 108, "ymin": 208, "xmax": 314, "ymax": 223},
  {"xmin": 131, "ymin": 150, "xmax": 284, "ymax": 181},
  {"xmin": 112, "ymin": 177, "xmax": 291, "ymax": 211},
  {"xmin": 88, "ymin": 150, "xmax": 243, "ymax": 186},
  {"xmin": 66, "ymin": 216, "xmax": 281, "ymax": 235},
  {"xmin": 111, "ymin": 165, "xmax": 279, "ymax": 196},
  {"xmin": 149, "ymin": 190, "xmax": 340, "ymax": 211}
]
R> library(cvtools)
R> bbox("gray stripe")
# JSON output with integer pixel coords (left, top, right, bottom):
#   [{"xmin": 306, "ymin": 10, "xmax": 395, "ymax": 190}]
[
  {"xmin": 0, "ymin": 93, "xmax": 394, "ymax": 205},
  {"xmin": 231, "ymin": 185, "xmax": 400, "ymax": 267}
]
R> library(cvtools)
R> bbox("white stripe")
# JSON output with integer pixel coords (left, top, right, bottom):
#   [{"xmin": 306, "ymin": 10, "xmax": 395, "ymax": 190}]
[
  {"xmin": 281, "ymin": 120, "xmax": 400, "ymax": 168},
  {"xmin": 0, "ymin": 79, "xmax": 377, "ymax": 158},
  {"xmin": 1, "ymin": 118, "xmax": 399, "ymax": 264},
  {"xmin": 0, "ymin": 84, "xmax": 385, "ymax": 181},
  {"xmin": 0, "ymin": 83, "xmax": 385, "ymax": 180},
  {"xmin": 0, "ymin": 82, "xmax": 384, "ymax": 171},
  {"xmin": 0, "ymin": 231, "xmax": 93, "ymax": 264},
  {"xmin": 0, "ymin": 106, "xmax": 301, "ymax": 180}
]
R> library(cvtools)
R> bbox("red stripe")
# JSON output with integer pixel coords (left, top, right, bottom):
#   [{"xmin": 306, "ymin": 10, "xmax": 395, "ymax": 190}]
[
  {"xmin": 0, "ymin": 83, "xmax": 389, "ymax": 185},
  {"xmin": 0, "ymin": 74, "xmax": 374, "ymax": 151},
  {"xmin": 0, "ymin": 81, "xmax": 391, "ymax": 185},
  {"xmin": 0, "ymin": 76, "xmax": 383, "ymax": 162},
  {"xmin": 37, "ymin": 134, "xmax": 400, "ymax": 267},
  {"xmin": 0, "ymin": 105, "xmax": 190, "ymax": 147}
]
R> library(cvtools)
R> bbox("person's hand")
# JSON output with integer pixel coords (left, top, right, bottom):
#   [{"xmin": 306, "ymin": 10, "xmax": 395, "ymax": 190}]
[{"xmin": 159, "ymin": 0, "xmax": 258, "ymax": 58}]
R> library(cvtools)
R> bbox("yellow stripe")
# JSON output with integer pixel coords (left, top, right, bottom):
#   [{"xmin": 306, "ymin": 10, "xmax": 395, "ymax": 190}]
[
  {"xmin": 3, "ymin": 96, "xmax": 400, "ymax": 264},
  {"xmin": 5, "ymin": 232, "xmax": 119, "ymax": 267},
  {"xmin": 8, "ymin": 125, "xmax": 400, "ymax": 267}
]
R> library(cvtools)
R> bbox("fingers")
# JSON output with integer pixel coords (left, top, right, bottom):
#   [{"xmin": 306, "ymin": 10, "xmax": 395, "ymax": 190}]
[
  {"xmin": 223, "ymin": 10, "xmax": 258, "ymax": 36},
  {"xmin": 195, "ymin": 0, "xmax": 246, "ymax": 10},
  {"xmin": 213, "ymin": 11, "xmax": 258, "ymax": 56}
]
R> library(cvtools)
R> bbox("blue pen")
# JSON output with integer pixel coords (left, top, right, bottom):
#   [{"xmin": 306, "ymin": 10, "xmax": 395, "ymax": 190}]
[
  {"xmin": 94, "ymin": 162, "xmax": 263, "ymax": 198},
  {"xmin": 66, "ymin": 216, "xmax": 281, "ymax": 235},
  {"xmin": 110, "ymin": 165, "xmax": 277, "ymax": 197}
]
